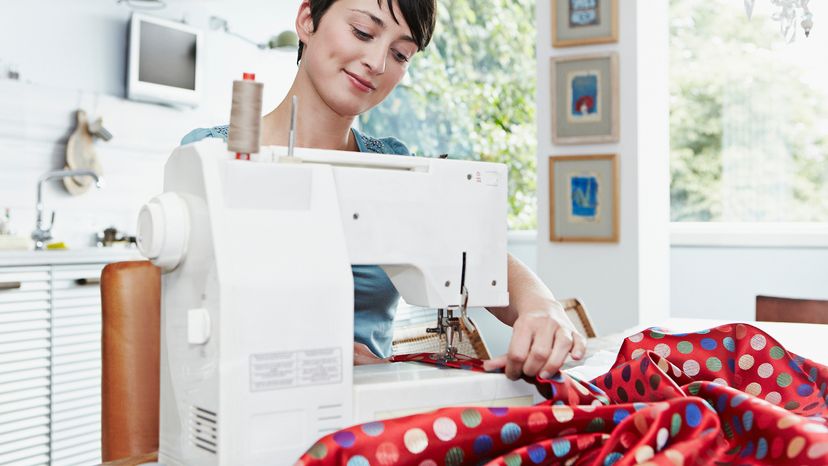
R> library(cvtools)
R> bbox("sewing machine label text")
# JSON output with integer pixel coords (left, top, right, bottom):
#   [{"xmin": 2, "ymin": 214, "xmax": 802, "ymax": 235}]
[{"xmin": 249, "ymin": 348, "xmax": 342, "ymax": 392}]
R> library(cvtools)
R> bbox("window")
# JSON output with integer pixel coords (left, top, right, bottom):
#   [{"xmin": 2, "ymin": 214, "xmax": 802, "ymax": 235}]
[
  {"xmin": 359, "ymin": 0, "xmax": 538, "ymax": 230},
  {"xmin": 670, "ymin": 0, "xmax": 828, "ymax": 222}
]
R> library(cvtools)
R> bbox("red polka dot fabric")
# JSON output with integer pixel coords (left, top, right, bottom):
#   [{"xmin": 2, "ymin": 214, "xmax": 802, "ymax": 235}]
[{"xmin": 296, "ymin": 324, "xmax": 828, "ymax": 465}]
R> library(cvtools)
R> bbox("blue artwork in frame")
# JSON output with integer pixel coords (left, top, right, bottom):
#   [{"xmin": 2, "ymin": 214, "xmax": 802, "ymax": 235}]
[
  {"xmin": 550, "ymin": 154, "xmax": 618, "ymax": 242},
  {"xmin": 569, "ymin": 175, "xmax": 599, "ymax": 220},
  {"xmin": 553, "ymin": 53, "xmax": 617, "ymax": 143},
  {"xmin": 569, "ymin": 0, "xmax": 600, "ymax": 27},
  {"xmin": 570, "ymin": 73, "xmax": 599, "ymax": 118}
]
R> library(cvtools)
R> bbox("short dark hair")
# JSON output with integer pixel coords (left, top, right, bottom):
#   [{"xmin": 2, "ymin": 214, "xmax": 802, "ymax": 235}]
[{"xmin": 297, "ymin": 0, "xmax": 437, "ymax": 64}]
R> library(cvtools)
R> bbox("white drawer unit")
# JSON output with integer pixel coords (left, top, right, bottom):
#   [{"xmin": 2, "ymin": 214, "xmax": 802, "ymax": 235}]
[
  {"xmin": 51, "ymin": 264, "xmax": 106, "ymax": 466},
  {"xmin": 0, "ymin": 266, "xmax": 52, "ymax": 466},
  {"xmin": 0, "ymin": 250, "xmax": 138, "ymax": 466}
]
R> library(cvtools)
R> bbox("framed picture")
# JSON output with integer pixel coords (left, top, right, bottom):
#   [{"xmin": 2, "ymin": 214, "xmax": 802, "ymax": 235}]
[
  {"xmin": 551, "ymin": 52, "xmax": 619, "ymax": 144},
  {"xmin": 552, "ymin": 0, "xmax": 618, "ymax": 47},
  {"xmin": 549, "ymin": 154, "xmax": 618, "ymax": 242}
]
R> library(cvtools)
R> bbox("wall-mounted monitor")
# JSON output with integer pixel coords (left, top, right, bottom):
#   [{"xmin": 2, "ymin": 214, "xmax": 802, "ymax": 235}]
[{"xmin": 127, "ymin": 13, "xmax": 202, "ymax": 107}]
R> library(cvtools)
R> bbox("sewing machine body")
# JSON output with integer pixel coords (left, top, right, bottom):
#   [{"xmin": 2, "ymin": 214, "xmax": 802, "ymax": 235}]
[
  {"xmin": 140, "ymin": 139, "xmax": 537, "ymax": 465},
  {"xmin": 353, "ymin": 363, "xmax": 540, "ymax": 423}
]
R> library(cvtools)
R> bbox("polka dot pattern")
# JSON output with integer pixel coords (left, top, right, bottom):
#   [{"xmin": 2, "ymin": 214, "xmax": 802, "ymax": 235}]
[
  {"xmin": 723, "ymin": 337, "xmax": 736, "ymax": 352},
  {"xmin": 526, "ymin": 412, "xmax": 547, "ymax": 432},
  {"xmin": 500, "ymin": 422, "xmax": 522, "ymax": 444},
  {"xmin": 750, "ymin": 334, "xmax": 767, "ymax": 351},
  {"xmin": 770, "ymin": 346, "xmax": 785, "ymax": 360},
  {"xmin": 757, "ymin": 363, "xmax": 774, "ymax": 378},
  {"xmin": 298, "ymin": 324, "xmax": 828, "ymax": 466},
  {"xmin": 682, "ymin": 359, "xmax": 700, "ymax": 377},
  {"xmin": 346, "ymin": 455, "xmax": 369, "ymax": 466},
  {"xmin": 333, "ymin": 431, "xmax": 356, "ymax": 448},
  {"xmin": 527, "ymin": 444, "xmax": 546, "ymax": 463},
  {"xmin": 432, "ymin": 417, "xmax": 457, "ymax": 441},
  {"xmin": 361, "ymin": 422, "xmax": 384, "ymax": 437},
  {"xmin": 403, "ymin": 428, "xmax": 428, "ymax": 454},
  {"xmin": 739, "ymin": 354, "xmax": 755, "ymax": 370},
  {"xmin": 551, "ymin": 438, "xmax": 571, "ymax": 457},
  {"xmin": 375, "ymin": 442, "xmax": 398, "ymax": 465},
  {"xmin": 745, "ymin": 382, "xmax": 762, "ymax": 396},
  {"xmin": 473, "ymin": 435, "xmax": 492, "ymax": 455},
  {"xmin": 461, "ymin": 408, "xmax": 482, "ymax": 428}
]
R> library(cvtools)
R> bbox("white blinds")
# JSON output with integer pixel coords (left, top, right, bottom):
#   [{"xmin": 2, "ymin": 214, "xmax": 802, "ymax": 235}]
[{"xmin": 0, "ymin": 264, "xmax": 104, "ymax": 466}]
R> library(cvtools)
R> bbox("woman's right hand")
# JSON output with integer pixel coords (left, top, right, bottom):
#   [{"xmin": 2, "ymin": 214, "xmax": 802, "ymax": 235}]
[{"xmin": 354, "ymin": 342, "xmax": 390, "ymax": 365}]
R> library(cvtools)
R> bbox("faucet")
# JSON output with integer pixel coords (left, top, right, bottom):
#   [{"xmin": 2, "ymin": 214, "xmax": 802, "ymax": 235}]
[{"xmin": 32, "ymin": 169, "xmax": 103, "ymax": 250}]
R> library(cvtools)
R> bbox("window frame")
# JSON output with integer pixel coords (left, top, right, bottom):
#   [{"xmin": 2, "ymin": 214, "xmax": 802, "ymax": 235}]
[{"xmin": 669, "ymin": 222, "xmax": 828, "ymax": 248}]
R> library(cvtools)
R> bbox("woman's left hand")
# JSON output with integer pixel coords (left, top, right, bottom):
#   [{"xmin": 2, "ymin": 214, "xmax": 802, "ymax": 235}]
[{"xmin": 482, "ymin": 310, "xmax": 586, "ymax": 380}]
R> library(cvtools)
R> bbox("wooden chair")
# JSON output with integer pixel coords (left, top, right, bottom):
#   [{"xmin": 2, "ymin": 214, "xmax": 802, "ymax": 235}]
[
  {"xmin": 560, "ymin": 298, "xmax": 597, "ymax": 338},
  {"xmin": 100, "ymin": 261, "xmax": 161, "ymax": 463},
  {"xmin": 392, "ymin": 318, "xmax": 493, "ymax": 359},
  {"xmin": 756, "ymin": 295, "xmax": 828, "ymax": 325}
]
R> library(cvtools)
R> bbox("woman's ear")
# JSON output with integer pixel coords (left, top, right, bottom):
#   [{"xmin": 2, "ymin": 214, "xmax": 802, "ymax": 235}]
[{"xmin": 296, "ymin": 0, "xmax": 314, "ymax": 44}]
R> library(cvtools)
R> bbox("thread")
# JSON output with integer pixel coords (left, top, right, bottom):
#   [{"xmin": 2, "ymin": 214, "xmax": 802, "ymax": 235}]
[{"xmin": 228, "ymin": 72, "xmax": 263, "ymax": 158}]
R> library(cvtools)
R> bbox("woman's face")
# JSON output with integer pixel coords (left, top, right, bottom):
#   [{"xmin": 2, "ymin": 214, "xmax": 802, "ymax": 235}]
[{"xmin": 296, "ymin": 0, "xmax": 418, "ymax": 117}]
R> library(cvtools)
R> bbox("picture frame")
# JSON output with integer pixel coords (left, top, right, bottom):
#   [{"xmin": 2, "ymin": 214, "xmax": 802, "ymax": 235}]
[
  {"xmin": 550, "ymin": 52, "xmax": 619, "ymax": 144},
  {"xmin": 552, "ymin": 0, "xmax": 618, "ymax": 47},
  {"xmin": 549, "ymin": 154, "xmax": 619, "ymax": 242}
]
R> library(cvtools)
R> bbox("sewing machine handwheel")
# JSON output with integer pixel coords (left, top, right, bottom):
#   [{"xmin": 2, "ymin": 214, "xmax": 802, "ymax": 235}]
[{"xmin": 137, "ymin": 193, "xmax": 190, "ymax": 272}]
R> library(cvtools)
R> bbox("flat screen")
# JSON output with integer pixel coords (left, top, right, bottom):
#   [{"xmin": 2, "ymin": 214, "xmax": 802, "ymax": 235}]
[{"xmin": 138, "ymin": 20, "xmax": 197, "ymax": 90}]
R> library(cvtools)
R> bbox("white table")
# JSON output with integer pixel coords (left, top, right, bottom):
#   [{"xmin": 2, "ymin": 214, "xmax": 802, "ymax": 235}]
[{"xmin": 564, "ymin": 318, "xmax": 828, "ymax": 379}]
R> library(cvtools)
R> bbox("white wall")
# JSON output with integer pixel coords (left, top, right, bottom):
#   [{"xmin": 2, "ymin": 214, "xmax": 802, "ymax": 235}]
[
  {"xmin": 502, "ymin": 236, "xmax": 828, "ymax": 330},
  {"xmin": 0, "ymin": 1, "xmax": 301, "ymax": 108},
  {"xmin": 0, "ymin": 1, "xmax": 300, "ymax": 248},
  {"xmin": 535, "ymin": 1, "xmax": 671, "ymax": 336},
  {"xmin": 671, "ymin": 246, "xmax": 828, "ymax": 321}
]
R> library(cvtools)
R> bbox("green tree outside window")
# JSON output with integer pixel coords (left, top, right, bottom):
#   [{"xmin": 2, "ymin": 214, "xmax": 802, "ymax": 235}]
[{"xmin": 670, "ymin": 0, "xmax": 828, "ymax": 221}]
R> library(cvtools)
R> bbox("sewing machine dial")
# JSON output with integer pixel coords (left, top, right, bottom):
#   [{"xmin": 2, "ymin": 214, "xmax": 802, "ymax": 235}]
[{"xmin": 137, "ymin": 192, "xmax": 190, "ymax": 271}]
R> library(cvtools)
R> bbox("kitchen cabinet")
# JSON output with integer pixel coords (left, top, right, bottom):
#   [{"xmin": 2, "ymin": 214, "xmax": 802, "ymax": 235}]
[{"xmin": 0, "ymin": 250, "xmax": 139, "ymax": 466}]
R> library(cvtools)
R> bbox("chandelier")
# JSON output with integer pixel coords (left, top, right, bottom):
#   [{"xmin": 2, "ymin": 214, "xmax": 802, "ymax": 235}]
[{"xmin": 744, "ymin": 0, "xmax": 814, "ymax": 42}]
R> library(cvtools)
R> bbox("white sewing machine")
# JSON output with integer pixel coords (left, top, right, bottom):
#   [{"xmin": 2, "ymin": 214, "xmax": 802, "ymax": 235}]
[{"xmin": 136, "ymin": 138, "xmax": 539, "ymax": 465}]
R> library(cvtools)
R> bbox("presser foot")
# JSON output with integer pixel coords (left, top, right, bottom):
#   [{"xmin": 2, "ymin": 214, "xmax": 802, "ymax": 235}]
[
  {"xmin": 426, "ymin": 308, "xmax": 463, "ymax": 363},
  {"xmin": 434, "ymin": 345, "xmax": 459, "ymax": 363}
]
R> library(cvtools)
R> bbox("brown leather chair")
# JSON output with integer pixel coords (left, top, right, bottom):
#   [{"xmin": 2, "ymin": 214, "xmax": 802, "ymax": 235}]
[
  {"xmin": 756, "ymin": 295, "xmax": 828, "ymax": 325},
  {"xmin": 101, "ymin": 261, "xmax": 161, "ymax": 462}
]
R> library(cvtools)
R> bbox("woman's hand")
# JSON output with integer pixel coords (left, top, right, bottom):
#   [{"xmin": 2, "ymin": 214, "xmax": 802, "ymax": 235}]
[
  {"xmin": 353, "ymin": 342, "xmax": 391, "ymax": 365},
  {"xmin": 483, "ymin": 310, "xmax": 586, "ymax": 380}
]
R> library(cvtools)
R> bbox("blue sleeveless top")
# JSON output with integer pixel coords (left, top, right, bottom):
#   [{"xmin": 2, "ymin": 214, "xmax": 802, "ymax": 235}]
[{"xmin": 180, "ymin": 126, "xmax": 411, "ymax": 357}]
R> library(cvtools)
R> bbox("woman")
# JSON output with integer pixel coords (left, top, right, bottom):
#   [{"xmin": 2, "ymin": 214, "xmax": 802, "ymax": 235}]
[{"xmin": 182, "ymin": 0, "xmax": 586, "ymax": 380}]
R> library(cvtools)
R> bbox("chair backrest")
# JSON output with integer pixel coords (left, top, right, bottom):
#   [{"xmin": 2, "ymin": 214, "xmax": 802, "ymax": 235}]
[
  {"xmin": 100, "ymin": 261, "xmax": 161, "ymax": 461},
  {"xmin": 756, "ymin": 295, "xmax": 828, "ymax": 325},
  {"xmin": 392, "ymin": 318, "xmax": 491, "ymax": 359},
  {"xmin": 561, "ymin": 298, "xmax": 597, "ymax": 338}
]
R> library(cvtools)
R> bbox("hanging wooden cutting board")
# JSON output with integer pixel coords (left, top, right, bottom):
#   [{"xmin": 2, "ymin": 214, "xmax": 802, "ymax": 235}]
[{"xmin": 64, "ymin": 110, "xmax": 103, "ymax": 195}]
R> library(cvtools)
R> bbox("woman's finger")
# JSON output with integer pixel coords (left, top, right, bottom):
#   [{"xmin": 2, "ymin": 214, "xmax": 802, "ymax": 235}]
[
  {"xmin": 521, "ymin": 323, "xmax": 553, "ymax": 377},
  {"xmin": 505, "ymin": 322, "xmax": 532, "ymax": 380},
  {"xmin": 539, "ymin": 327, "xmax": 574, "ymax": 378},
  {"xmin": 353, "ymin": 342, "xmax": 390, "ymax": 365},
  {"xmin": 482, "ymin": 354, "xmax": 508, "ymax": 372},
  {"xmin": 570, "ymin": 331, "xmax": 587, "ymax": 360}
]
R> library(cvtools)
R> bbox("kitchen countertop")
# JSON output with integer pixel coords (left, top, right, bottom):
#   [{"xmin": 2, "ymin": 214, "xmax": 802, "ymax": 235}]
[{"xmin": 0, "ymin": 248, "xmax": 143, "ymax": 266}]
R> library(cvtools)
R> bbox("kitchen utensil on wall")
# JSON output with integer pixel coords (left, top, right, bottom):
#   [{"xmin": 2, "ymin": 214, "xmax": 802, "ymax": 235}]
[{"xmin": 64, "ymin": 110, "xmax": 110, "ymax": 195}]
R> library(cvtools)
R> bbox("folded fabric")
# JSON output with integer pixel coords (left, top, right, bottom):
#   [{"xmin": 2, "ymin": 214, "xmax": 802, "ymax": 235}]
[{"xmin": 296, "ymin": 323, "xmax": 828, "ymax": 465}]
